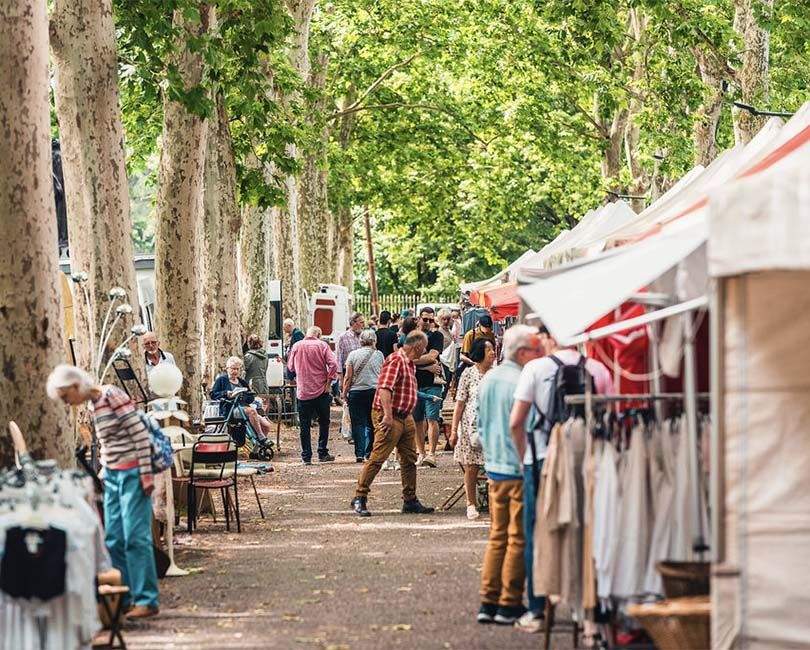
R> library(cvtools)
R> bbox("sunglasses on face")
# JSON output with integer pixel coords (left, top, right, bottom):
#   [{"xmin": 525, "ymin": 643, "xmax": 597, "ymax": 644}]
[{"xmin": 422, "ymin": 317, "xmax": 434, "ymax": 323}]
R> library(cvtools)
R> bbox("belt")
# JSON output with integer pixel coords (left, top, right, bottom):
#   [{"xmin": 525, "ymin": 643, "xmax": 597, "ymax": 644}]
[{"xmin": 373, "ymin": 408, "xmax": 410, "ymax": 420}]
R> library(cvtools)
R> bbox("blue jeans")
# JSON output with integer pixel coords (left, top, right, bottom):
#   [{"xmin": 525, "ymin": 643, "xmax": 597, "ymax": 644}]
[
  {"xmin": 523, "ymin": 461, "xmax": 546, "ymax": 615},
  {"xmin": 297, "ymin": 393, "xmax": 332, "ymax": 461},
  {"xmin": 347, "ymin": 388, "xmax": 375, "ymax": 459},
  {"xmin": 104, "ymin": 467, "xmax": 159, "ymax": 608}
]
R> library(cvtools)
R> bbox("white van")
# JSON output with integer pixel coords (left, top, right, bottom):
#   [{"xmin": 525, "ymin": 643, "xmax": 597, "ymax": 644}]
[{"xmin": 308, "ymin": 284, "xmax": 351, "ymax": 346}]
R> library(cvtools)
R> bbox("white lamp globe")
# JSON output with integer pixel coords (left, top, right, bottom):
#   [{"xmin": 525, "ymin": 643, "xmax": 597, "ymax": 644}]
[{"xmin": 149, "ymin": 363, "xmax": 183, "ymax": 398}]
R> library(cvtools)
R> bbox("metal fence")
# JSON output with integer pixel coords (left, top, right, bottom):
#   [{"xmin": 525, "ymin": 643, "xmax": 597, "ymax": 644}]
[{"xmin": 352, "ymin": 293, "xmax": 459, "ymax": 317}]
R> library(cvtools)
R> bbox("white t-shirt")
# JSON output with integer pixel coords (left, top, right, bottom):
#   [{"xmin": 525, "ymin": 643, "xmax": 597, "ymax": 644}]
[
  {"xmin": 145, "ymin": 349, "xmax": 176, "ymax": 375},
  {"xmin": 513, "ymin": 349, "xmax": 612, "ymax": 463}
]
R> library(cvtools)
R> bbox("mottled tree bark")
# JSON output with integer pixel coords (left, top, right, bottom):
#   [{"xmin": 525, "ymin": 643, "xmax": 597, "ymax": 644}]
[
  {"xmin": 623, "ymin": 10, "xmax": 648, "ymax": 214},
  {"xmin": 155, "ymin": 6, "xmax": 210, "ymax": 413},
  {"xmin": 203, "ymin": 94, "xmax": 242, "ymax": 384},
  {"xmin": 282, "ymin": 0, "xmax": 316, "ymax": 324},
  {"xmin": 298, "ymin": 54, "xmax": 333, "ymax": 295},
  {"xmin": 333, "ymin": 88, "xmax": 357, "ymax": 289},
  {"xmin": 0, "ymin": 0, "xmax": 72, "ymax": 465},
  {"xmin": 693, "ymin": 48, "xmax": 726, "ymax": 166},
  {"xmin": 240, "ymin": 203, "xmax": 272, "ymax": 338},
  {"xmin": 50, "ymin": 0, "xmax": 142, "ymax": 379},
  {"xmin": 334, "ymin": 206, "xmax": 354, "ymax": 289},
  {"xmin": 733, "ymin": 0, "xmax": 773, "ymax": 143}
]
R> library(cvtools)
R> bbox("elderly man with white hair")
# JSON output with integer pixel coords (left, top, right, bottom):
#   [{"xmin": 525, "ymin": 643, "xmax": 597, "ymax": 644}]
[
  {"xmin": 47, "ymin": 364, "xmax": 160, "ymax": 619},
  {"xmin": 142, "ymin": 331, "xmax": 175, "ymax": 376},
  {"xmin": 287, "ymin": 326, "xmax": 339, "ymax": 465},
  {"xmin": 475, "ymin": 325, "xmax": 544, "ymax": 627}
]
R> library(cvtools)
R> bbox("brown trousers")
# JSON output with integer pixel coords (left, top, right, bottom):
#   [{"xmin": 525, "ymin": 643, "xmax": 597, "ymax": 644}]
[
  {"xmin": 480, "ymin": 478, "xmax": 525, "ymax": 607},
  {"xmin": 355, "ymin": 409, "xmax": 418, "ymax": 501}
]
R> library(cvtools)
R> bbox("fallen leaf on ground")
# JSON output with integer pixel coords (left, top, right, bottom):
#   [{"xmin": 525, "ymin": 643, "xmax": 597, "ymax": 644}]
[
  {"xmin": 397, "ymin": 587, "xmax": 412, "ymax": 592},
  {"xmin": 383, "ymin": 624, "xmax": 412, "ymax": 632},
  {"xmin": 283, "ymin": 614, "xmax": 302, "ymax": 622}
]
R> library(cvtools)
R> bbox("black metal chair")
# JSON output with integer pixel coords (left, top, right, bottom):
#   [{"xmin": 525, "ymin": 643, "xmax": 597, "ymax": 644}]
[{"xmin": 187, "ymin": 435, "xmax": 241, "ymax": 533}]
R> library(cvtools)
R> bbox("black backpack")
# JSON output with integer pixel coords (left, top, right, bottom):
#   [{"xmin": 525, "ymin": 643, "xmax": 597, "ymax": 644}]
[{"xmin": 529, "ymin": 354, "xmax": 595, "ymax": 466}]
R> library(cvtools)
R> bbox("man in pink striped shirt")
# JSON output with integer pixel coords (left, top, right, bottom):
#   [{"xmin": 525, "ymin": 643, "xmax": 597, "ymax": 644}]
[{"xmin": 288, "ymin": 326, "xmax": 339, "ymax": 464}]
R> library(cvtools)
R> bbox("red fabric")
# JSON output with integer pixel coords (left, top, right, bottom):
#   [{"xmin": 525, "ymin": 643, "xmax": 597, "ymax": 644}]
[
  {"xmin": 586, "ymin": 302, "xmax": 650, "ymax": 408},
  {"xmin": 373, "ymin": 350, "xmax": 418, "ymax": 414},
  {"xmin": 481, "ymin": 283, "xmax": 519, "ymax": 320}
]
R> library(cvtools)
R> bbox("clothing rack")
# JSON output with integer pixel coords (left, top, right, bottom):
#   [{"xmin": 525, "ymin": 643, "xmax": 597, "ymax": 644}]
[{"xmin": 565, "ymin": 392, "xmax": 711, "ymax": 405}]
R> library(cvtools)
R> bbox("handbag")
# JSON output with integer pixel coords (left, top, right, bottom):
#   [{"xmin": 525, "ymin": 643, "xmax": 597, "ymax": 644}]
[{"xmin": 137, "ymin": 411, "xmax": 174, "ymax": 474}]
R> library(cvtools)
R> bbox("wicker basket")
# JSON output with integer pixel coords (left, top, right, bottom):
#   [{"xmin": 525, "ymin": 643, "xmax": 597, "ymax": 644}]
[
  {"xmin": 627, "ymin": 596, "xmax": 711, "ymax": 650},
  {"xmin": 657, "ymin": 561, "xmax": 710, "ymax": 598}
]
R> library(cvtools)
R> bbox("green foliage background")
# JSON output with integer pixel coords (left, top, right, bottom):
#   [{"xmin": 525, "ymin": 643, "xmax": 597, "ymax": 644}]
[{"xmin": 112, "ymin": 0, "xmax": 808, "ymax": 292}]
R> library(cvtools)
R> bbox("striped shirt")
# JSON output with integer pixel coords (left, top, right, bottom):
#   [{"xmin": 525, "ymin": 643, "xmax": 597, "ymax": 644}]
[{"xmin": 91, "ymin": 386, "xmax": 152, "ymax": 477}]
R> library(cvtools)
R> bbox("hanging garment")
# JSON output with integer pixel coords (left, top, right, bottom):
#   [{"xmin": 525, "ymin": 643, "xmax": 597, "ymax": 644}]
[
  {"xmin": 643, "ymin": 421, "xmax": 678, "ymax": 594},
  {"xmin": 593, "ymin": 442, "xmax": 620, "ymax": 601},
  {"xmin": 581, "ymin": 435, "xmax": 600, "ymax": 610},
  {"xmin": 671, "ymin": 416, "xmax": 710, "ymax": 561},
  {"xmin": 0, "ymin": 526, "xmax": 67, "ymax": 600},
  {"xmin": 533, "ymin": 419, "xmax": 586, "ymax": 609},
  {"xmin": 612, "ymin": 424, "xmax": 651, "ymax": 598}
]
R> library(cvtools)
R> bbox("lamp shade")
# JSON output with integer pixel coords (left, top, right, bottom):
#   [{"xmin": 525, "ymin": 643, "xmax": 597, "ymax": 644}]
[{"xmin": 149, "ymin": 363, "xmax": 183, "ymax": 398}]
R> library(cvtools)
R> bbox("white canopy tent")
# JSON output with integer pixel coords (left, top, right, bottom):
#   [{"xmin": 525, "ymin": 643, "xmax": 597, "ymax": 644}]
[
  {"xmin": 708, "ymin": 128, "xmax": 810, "ymax": 650},
  {"xmin": 459, "ymin": 248, "xmax": 537, "ymax": 294},
  {"xmin": 517, "ymin": 103, "xmax": 810, "ymax": 344}
]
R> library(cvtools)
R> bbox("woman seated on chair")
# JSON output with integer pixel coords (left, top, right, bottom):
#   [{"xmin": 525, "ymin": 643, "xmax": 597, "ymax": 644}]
[
  {"xmin": 211, "ymin": 356, "xmax": 273, "ymax": 440},
  {"xmin": 449, "ymin": 338, "xmax": 495, "ymax": 520}
]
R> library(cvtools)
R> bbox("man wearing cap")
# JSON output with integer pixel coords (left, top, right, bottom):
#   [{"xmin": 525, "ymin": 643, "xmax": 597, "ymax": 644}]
[{"xmin": 460, "ymin": 314, "xmax": 497, "ymax": 367}]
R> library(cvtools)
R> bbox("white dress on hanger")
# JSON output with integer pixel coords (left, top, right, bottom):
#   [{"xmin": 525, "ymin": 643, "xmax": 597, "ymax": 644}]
[
  {"xmin": 593, "ymin": 442, "xmax": 620, "ymax": 601},
  {"xmin": 612, "ymin": 424, "xmax": 651, "ymax": 598}
]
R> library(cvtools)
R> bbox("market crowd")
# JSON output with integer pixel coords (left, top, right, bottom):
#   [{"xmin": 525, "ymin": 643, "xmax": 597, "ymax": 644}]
[{"xmin": 42, "ymin": 301, "xmax": 610, "ymax": 640}]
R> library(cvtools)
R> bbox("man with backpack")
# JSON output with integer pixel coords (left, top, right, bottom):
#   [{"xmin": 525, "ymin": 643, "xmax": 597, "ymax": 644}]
[{"xmin": 508, "ymin": 326, "xmax": 611, "ymax": 633}]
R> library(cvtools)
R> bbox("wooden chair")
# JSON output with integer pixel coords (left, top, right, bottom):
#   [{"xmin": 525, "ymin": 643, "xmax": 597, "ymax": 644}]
[{"xmin": 97, "ymin": 584, "xmax": 129, "ymax": 649}]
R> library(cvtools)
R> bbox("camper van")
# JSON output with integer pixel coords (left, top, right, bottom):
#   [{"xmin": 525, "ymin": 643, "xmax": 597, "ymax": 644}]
[{"xmin": 308, "ymin": 284, "xmax": 351, "ymax": 345}]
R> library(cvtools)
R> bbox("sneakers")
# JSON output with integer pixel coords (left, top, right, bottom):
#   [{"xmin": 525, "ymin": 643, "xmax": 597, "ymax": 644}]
[
  {"xmin": 401, "ymin": 499, "xmax": 434, "ymax": 514},
  {"xmin": 477, "ymin": 603, "xmax": 497, "ymax": 624},
  {"xmin": 382, "ymin": 458, "xmax": 395, "ymax": 471},
  {"xmin": 355, "ymin": 457, "xmax": 365, "ymax": 463},
  {"xmin": 351, "ymin": 496, "xmax": 371, "ymax": 517},
  {"xmin": 416, "ymin": 454, "xmax": 425, "ymax": 467},
  {"xmin": 126, "ymin": 605, "xmax": 159, "ymax": 619},
  {"xmin": 318, "ymin": 454, "xmax": 335, "ymax": 463},
  {"xmin": 421, "ymin": 454, "xmax": 437, "ymax": 468},
  {"xmin": 514, "ymin": 611, "xmax": 544, "ymax": 634},
  {"xmin": 301, "ymin": 459, "xmax": 312, "ymax": 466},
  {"xmin": 494, "ymin": 605, "xmax": 527, "ymax": 625},
  {"xmin": 466, "ymin": 504, "xmax": 480, "ymax": 520}
]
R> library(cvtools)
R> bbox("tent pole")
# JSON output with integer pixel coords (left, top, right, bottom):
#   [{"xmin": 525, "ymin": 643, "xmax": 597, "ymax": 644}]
[
  {"xmin": 709, "ymin": 279, "xmax": 725, "ymax": 563},
  {"xmin": 649, "ymin": 317, "xmax": 663, "ymax": 422},
  {"xmin": 683, "ymin": 309, "xmax": 706, "ymax": 556}
]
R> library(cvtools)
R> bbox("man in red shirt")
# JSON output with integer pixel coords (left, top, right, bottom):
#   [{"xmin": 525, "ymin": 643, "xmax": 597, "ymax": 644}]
[
  {"xmin": 352, "ymin": 330, "xmax": 436, "ymax": 517},
  {"xmin": 288, "ymin": 326, "xmax": 339, "ymax": 464}
]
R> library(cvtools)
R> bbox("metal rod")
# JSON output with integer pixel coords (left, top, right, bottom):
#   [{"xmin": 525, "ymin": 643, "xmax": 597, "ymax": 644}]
[
  {"xmin": 649, "ymin": 318, "xmax": 664, "ymax": 422},
  {"xmin": 565, "ymin": 391, "xmax": 710, "ymax": 405},
  {"xmin": 710, "ymin": 278, "xmax": 726, "ymax": 562},
  {"xmin": 683, "ymin": 310, "xmax": 706, "ymax": 556},
  {"xmin": 560, "ymin": 296, "xmax": 709, "ymax": 347}
]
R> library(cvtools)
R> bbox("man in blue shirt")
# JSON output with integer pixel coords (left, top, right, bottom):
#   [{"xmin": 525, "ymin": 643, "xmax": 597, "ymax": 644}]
[{"xmin": 475, "ymin": 325, "xmax": 543, "ymax": 626}]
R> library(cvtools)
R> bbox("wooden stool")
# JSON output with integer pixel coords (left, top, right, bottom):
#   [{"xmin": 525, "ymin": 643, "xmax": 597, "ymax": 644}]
[{"xmin": 97, "ymin": 584, "xmax": 129, "ymax": 649}]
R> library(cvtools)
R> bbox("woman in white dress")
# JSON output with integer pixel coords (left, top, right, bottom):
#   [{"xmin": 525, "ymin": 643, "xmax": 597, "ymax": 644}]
[{"xmin": 450, "ymin": 338, "xmax": 496, "ymax": 519}]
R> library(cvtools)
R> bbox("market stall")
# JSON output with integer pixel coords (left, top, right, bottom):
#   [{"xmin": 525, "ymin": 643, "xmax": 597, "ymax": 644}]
[{"xmin": 707, "ymin": 125, "xmax": 810, "ymax": 650}]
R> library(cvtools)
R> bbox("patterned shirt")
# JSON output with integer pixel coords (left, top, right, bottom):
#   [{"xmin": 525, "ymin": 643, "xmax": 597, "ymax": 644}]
[
  {"xmin": 90, "ymin": 386, "xmax": 152, "ymax": 477},
  {"xmin": 287, "ymin": 336, "xmax": 339, "ymax": 401},
  {"xmin": 373, "ymin": 350, "xmax": 418, "ymax": 415},
  {"xmin": 336, "ymin": 328, "xmax": 362, "ymax": 373}
]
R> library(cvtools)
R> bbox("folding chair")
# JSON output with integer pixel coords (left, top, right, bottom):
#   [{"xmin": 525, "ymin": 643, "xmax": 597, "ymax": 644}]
[
  {"xmin": 187, "ymin": 435, "xmax": 241, "ymax": 533},
  {"xmin": 97, "ymin": 584, "xmax": 129, "ymax": 649},
  {"xmin": 440, "ymin": 465, "xmax": 488, "ymax": 511}
]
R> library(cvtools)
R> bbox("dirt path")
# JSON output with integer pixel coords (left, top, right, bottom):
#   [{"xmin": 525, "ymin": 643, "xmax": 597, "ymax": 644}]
[{"xmin": 125, "ymin": 419, "xmax": 573, "ymax": 650}]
